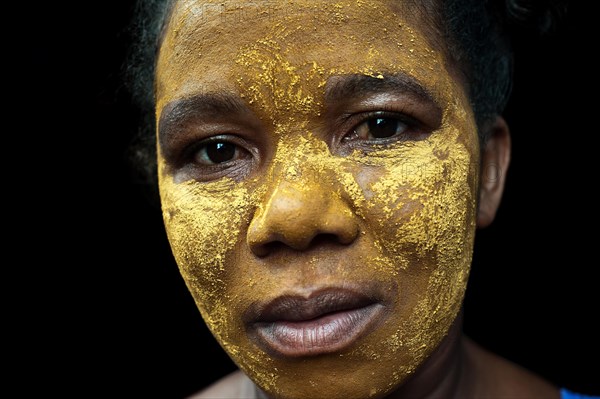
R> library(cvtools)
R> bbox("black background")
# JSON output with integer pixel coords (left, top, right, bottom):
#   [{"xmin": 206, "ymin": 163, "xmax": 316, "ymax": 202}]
[{"xmin": 22, "ymin": 1, "xmax": 599, "ymax": 397}]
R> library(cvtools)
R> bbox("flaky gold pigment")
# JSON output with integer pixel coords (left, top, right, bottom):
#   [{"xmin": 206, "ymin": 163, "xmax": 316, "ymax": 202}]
[{"xmin": 157, "ymin": 1, "xmax": 479, "ymax": 398}]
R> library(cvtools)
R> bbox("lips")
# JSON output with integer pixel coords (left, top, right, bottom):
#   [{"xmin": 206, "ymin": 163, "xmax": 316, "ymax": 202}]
[{"xmin": 246, "ymin": 288, "xmax": 384, "ymax": 357}]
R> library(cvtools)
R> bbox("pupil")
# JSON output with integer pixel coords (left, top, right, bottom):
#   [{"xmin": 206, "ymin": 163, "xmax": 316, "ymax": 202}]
[
  {"xmin": 207, "ymin": 142, "xmax": 236, "ymax": 163},
  {"xmin": 368, "ymin": 118, "xmax": 398, "ymax": 138}
]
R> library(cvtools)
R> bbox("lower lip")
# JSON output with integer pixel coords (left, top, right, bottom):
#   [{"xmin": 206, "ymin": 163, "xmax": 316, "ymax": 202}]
[{"xmin": 253, "ymin": 304, "xmax": 383, "ymax": 357}]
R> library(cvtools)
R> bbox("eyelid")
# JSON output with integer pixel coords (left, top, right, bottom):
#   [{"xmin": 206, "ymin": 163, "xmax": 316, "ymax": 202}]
[
  {"xmin": 331, "ymin": 91, "xmax": 442, "ymax": 133},
  {"xmin": 159, "ymin": 116, "xmax": 262, "ymax": 165},
  {"xmin": 354, "ymin": 110, "xmax": 420, "ymax": 127},
  {"xmin": 190, "ymin": 137, "xmax": 245, "ymax": 166},
  {"xmin": 344, "ymin": 110, "xmax": 423, "ymax": 139},
  {"xmin": 333, "ymin": 110, "xmax": 431, "ymax": 155},
  {"xmin": 184, "ymin": 134, "xmax": 237, "ymax": 158},
  {"xmin": 164, "ymin": 126, "xmax": 253, "ymax": 166},
  {"xmin": 183, "ymin": 134, "xmax": 255, "ymax": 163},
  {"xmin": 170, "ymin": 134, "xmax": 259, "ymax": 183}
]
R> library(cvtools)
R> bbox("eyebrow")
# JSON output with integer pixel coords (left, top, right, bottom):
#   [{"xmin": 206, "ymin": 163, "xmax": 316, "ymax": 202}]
[
  {"xmin": 324, "ymin": 73, "xmax": 438, "ymax": 107},
  {"xmin": 159, "ymin": 92, "xmax": 250, "ymax": 149}
]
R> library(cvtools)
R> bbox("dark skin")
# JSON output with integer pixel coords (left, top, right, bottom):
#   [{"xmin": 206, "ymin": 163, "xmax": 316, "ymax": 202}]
[
  {"xmin": 192, "ymin": 121, "xmax": 558, "ymax": 399},
  {"xmin": 155, "ymin": 1, "xmax": 559, "ymax": 398}
]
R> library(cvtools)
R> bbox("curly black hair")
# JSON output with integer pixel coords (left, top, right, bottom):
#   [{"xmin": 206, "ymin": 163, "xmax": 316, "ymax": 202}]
[{"xmin": 126, "ymin": 0, "xmax": 565, "ymax": 184}]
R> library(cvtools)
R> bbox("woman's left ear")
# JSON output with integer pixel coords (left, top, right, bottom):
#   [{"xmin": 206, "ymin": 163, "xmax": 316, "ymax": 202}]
[{"xmin": 477, "ymin": 116, "xmax": 511, "ymax": 228}]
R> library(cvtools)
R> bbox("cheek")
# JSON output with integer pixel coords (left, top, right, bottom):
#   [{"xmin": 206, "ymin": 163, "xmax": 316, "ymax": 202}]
[
  {"xmin": 355, "ymin": 137, "xmax": 478, "ymax": 354},
  {"xmin": 159, "ymin": 175, "xmax": 252, "ymax": 342},
  {"xmin": 369, "ymin": 147, "xmax": 476, "ymax": 261}
]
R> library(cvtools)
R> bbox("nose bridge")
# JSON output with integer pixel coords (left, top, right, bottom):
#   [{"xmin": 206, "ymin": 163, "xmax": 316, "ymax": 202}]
[
  {"xmin": 266, "ymin": 136, "xmax": 337, "ymax": 201},
  {"xmin": 247, "ymin": 139, "xmax": 359, "ymax": 256}
]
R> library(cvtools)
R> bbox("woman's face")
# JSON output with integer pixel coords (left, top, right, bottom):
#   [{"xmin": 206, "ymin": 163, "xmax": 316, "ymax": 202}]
[{"xmin": 156, "ymin": 1, "xmax": 480, "ymax": 398}]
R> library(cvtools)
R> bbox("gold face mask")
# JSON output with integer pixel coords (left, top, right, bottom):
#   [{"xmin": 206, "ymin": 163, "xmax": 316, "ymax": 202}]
[{"xmin": 156, "ymin": 1, "xmax": 480, "ymax": 398}]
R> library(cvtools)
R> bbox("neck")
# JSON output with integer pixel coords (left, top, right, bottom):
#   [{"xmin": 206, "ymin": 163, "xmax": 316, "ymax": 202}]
[{"xmin": 254, "ymin": 313, "xmax": 468, "ymax": 399}]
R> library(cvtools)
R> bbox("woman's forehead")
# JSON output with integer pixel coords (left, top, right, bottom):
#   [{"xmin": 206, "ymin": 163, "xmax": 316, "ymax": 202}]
[
  {"xmin": 166, "ymin": 0, "xmax": 430, "ymax": 51},
  {"xmin": 157, "ymin": 0, "xmax": 451, "ymax": 112}
]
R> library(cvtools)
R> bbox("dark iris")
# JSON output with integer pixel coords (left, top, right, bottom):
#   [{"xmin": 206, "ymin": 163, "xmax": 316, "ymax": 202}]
[
  {"xmin": 368, "ymin": 118, "xmax": 400, "ymax": 138},
  {"xmin": 205, "ymin": 142, "xmax": 236, "ymax": 164}
]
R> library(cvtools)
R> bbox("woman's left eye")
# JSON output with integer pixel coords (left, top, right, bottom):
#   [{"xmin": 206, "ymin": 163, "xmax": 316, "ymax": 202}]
[{"xmin": 347, "ymin": 116, "xmax": 410, "ymax": 142}]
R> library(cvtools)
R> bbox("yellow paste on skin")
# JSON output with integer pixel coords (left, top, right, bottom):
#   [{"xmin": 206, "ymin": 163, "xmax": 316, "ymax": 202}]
[{"xmin": 157, "ymin": 1, "xmax": 479, "ymax": 398}]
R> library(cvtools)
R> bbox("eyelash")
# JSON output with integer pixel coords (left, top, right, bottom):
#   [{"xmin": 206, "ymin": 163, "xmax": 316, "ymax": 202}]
[
  {"xmin": 183, "ymin": 135, "xmax": 245, "ymax": 161},
  {"xmin": 177, "ymin": 134, "xmax": 256, "ymax": 181},
  {"xmin": 340, "ymin": 110, "xmax": 424, "ymax": 144}
]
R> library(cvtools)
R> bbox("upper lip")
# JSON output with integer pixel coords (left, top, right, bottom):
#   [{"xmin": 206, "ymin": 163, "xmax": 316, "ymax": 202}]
[{"xmin": 245, "ymin": 287, "xmax": 380, "ymax": 324}]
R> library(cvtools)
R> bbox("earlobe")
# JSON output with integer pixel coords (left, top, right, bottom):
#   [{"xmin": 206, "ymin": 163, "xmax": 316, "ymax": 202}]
[{"xmin": 477, "ymin": 116, "xmax": 511, "ymax": 228}]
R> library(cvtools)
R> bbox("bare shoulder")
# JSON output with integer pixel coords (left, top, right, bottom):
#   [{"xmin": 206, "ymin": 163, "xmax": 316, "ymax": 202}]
[
  {"xmin": 464, "ymin": 337, "xmax": 560, "ymax": 398},
  {"xmin": 187, "ymin": 370, "xmax": 257, "ymax": 399}
]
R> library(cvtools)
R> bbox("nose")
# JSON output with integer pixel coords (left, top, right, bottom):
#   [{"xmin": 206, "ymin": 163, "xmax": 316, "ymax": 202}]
[{"xmin": 247, "ymin": 178, "xmax": 360, "ymax": 257}]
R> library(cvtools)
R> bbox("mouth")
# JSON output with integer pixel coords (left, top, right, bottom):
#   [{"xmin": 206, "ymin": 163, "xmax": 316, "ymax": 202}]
[{"xmin": 246, "ymin": 288, "xmax": 384, "ymax": 357}]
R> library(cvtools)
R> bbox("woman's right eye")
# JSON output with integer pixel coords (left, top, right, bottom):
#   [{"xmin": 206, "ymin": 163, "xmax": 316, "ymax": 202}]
[
  {"xmin": 167, "ymin": 133, "xmax": 259, "ymax": 182},
  {"xmin": 192, "ymin": 139, "xmax": 249, "ymax": 165}
]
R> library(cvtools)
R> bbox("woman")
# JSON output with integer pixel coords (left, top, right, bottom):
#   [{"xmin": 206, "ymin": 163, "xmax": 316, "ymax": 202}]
[{"xmin": 128, "ymin": 0, "xmax": 595, "ymax": 398}]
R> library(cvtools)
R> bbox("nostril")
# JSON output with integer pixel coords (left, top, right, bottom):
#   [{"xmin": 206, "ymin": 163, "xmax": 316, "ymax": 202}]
[
  {"xmin": 254, "ymin": 241, "xmax": 289, "ymax": 258},
  {"xmin": 250, "ymin": 236, "xmax": 315, "ymax": 258},
  {"xmin": 251, "ymin": 243, "xmax": 271, "ymax": 258},
  {"xmin": 251, "ymin": 233, "xmax": 356, "ymax": 258},
  {"xmin": 308, "ymin": 233, "xmax": 347, "ymax": 248}
]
